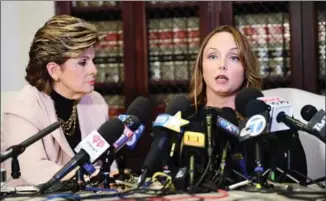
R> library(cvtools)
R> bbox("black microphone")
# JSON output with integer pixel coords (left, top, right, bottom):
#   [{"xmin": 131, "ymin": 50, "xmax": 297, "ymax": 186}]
[
  {"xmin": 200, "ymin": 107, "xmax": 218, "ymax": 170},
  {"xmin": 137, "ymin": 94, "xmax": 190, "ymax": 187},
  {"xmin": 244, "ymin": 99, "xmax": 269, "ymax": 189},
  {"xmin": 180, "ymin": 122, "xmax": 207, "ymax": 186},
  {"xmin": 0, "ymin": 121, "xmax": 61, "ymax": 163},
  {"xmin": 215, "ymin": 107, "xmax": 242, "ymax": 186},
  {"xmin": 235, "ymin": 89, "xmax": 269, "ymax": 189},
  {"xmin": 98, "ymin": 96, "xmax": 151, "ymax": 185},
  {"xmin": 301, "ymin": 105, "xmax": 326, "ymax": 141},
  {"xmin": 39, "ymin": 119, "xmax": 124, "ymax": 194},
  {"xmin": 235, "ymin": 88, "xmax": 264, "ymax": 118}
]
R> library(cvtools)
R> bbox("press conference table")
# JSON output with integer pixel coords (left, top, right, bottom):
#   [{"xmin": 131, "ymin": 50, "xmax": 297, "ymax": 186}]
[{"xmin": 2, "ymin": 184, "xmax": 325, "ymax": 201}]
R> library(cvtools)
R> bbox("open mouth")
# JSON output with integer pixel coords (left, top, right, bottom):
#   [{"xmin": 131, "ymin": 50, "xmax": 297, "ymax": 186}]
[{"xmin": 215, "ymin": 75, "xmax": 229, "ymax": 81}]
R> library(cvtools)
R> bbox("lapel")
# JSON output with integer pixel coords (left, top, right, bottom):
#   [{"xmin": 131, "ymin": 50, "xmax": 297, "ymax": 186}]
[
  {"xmin": 37, "ymin": 92, "xmax": 75, "ymax": 158},
  {"xmin": 37, "ymin": 91, "xmax": 106, "ymax": 158},
  {"xmin": 77, "ymin": 94, "xmax": 103, "ymax": 139}
]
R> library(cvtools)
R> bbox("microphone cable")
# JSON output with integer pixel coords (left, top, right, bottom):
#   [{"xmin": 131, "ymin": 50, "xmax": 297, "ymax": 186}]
[{"xmin": 194, "ymin": 157, "xmax": 212, "ymax": 188}]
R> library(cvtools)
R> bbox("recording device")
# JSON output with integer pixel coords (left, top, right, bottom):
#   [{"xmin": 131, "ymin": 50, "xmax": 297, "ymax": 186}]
[
  {"xmin": 236, "ymin": 97, "xmax": 270, "ymax": 189},
  {"xmin": 235, "ymin": 88, "xmax": 310, "ymax": 185},
  {"xmin": 39, "ymin": 119, "xmax": 124, "ymax": 194},
  {"xmin": 238, "ymin": 99, "xmax": 270, "ymax": 141},
  {"xmin": 214, "ymin": 107, "xmax": 244, "ymax": 187},
  {"xmin": 236, "ymin": 88, "xmax": 317, "ymax": 139},
  {"xmin": 301, "ymin": 105, "xmax": 326, "ymax": 141},
  {"xmin": 137, "ymin": 94, "xmax": 190, "ymax": 187},
  {"xmin": 180, "ymin": 122, "xmax": 206, "ymax": 186},
  {"xmin": 0, "ymin": 122, "xmax": 61, "ymax": 163},
  {"xmin": 215, "ymin": 109, "xmax": 240, "ymax": 140},
  {"xmin": 256, "ymin": 96, "xmax": 316, "ymax": 136},
  {"xmin": 200, "ymin": 107, "xmax": 217, "ymax": 169},
  {"xmin": 98, "ymin": 96, "xmax": 151, "ymax": 186}
]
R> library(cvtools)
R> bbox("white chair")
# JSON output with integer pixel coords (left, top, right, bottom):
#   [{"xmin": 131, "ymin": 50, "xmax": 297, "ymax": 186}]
[{"xmin": 262, "ymin": 87, "xmax": 326, "ymax": 181}]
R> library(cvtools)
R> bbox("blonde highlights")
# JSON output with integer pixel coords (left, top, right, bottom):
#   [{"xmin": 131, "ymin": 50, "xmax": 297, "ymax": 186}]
[
  {"xmin": 189, "ymin": 25, "xmax": 262, "ymax": 108},
  {"xmin": 25, "ymin": 15, "xmax": 102, "ymax": 94}
]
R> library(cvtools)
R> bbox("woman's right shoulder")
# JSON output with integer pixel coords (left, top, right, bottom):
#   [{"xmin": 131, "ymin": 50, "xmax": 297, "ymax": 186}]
[
  {"xmin": 5, "ymin": 84, "xmax": 41, "ymax": 107},
  {"xmin": 3, "ymin": 84, "xmax": 44, "ymax": 117}
]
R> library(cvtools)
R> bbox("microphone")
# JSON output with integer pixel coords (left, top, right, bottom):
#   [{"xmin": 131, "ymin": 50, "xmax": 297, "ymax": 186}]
[
  {"xmin": 301, "ymin": 105, "xmax": 326, "ymax": 141},
  {"xmin": 137, "ymin": 94, "xmax": 190, "ymax": 187},
  {"xmin": 235, "ymin": 89, "xmax": 270, "ymax": 189},
  {"xmin": 235, "ymin": 88, "xmax": 264, "ymax": 118},
  {"xmin": 236, "ymin": 88, "xmax": 317, "ymax": 137},
  {"xmin": 0, "ymin": 122, "xmax": 61, "ymax": 163},
  {"xmin": 114, "ymin": 96, "xmax": 152, "ymax": 151},
  {"xmin": 98, "ymin": 96, "xmax": 151, "ymax": 185},
  {"xmin": 39, "ymin": 119, "xmax": 124, "ymax": 194},
  {"xmin": 238, "ymin": 99, "xmax": 270, "ymax": 141},
  {"xmin": 257, "ymin": 97, "xmax": 318, "ymax": 136},
  {"xmin": 180, "ymin": 122, "xmax": 206, "ymax": 186},
  {"xmin": 215, "ymin": 107, "xmax": 249, "ymax": 185},
  {"xmin": 215, "ymin": 110, "xmax": 240, "ymax": 140},
  {"xmin": 200, "ymin": 107, "xmax": 217, "ymax": 169}
]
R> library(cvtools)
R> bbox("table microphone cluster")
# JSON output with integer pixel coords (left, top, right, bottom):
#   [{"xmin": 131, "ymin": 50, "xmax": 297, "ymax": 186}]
[{"xmin": 0, "ymin": 90, "xmax": 325, "ymax": 198}]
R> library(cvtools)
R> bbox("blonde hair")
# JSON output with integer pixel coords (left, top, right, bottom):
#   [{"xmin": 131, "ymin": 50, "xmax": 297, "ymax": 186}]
[
  {"xmin": 189, "ymin": 25, "xmax": 262, "ymax": 108},
  {"xmin": 25, "ymin": 15, "xmax": 101, "ymax": 94}
]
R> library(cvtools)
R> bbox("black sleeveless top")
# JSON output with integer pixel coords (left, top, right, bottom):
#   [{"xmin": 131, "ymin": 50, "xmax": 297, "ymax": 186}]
[{"xmin": 50, "ymin": 90, "xmax": 81, "ymax": 151}]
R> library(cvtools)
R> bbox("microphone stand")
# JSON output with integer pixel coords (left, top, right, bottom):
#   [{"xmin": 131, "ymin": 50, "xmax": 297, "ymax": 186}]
[
  {"xmin": 0, "ymin": 122, "xmax": 60, "ymax": 180},
  {"xmin": 253, "ymin": 139, "xmax": 267, "ymax": 190},
  {"xmin": 91, "ymin": 151, "xmax": 116, "ymax": 189},
  {"xmin": 4, "ymin": 145, "xmax": 24, "ymax": 180},
  {"xmin": 100, "ymin": 154, "xmax": 116, "ymax": 189},
  {"xmin": 114, "ymin": 148, "xmax": 130, "ymax": 182},
  {"xmin": 225, "ymin": 170, "xmax": 254, "ymax": 190}
]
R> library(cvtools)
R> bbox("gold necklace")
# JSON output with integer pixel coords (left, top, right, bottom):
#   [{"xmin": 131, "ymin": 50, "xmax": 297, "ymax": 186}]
[{"xmin": 58, "ymin": 102, "xmax": 78, "ymax": 136}]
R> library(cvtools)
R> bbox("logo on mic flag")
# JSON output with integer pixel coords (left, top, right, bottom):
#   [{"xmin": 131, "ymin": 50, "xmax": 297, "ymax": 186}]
[
  {"xmin": 126, "ymin": 124, "xmax": 145, "ymax": 149},
  {"xmin": 246, "ymin": 114, "xmax": 266, "ymax": 136},
  {"xmin": 92, "ymin": 135, "xmax": 105, "ymax": 147},
  {"xmin": 113, "ymin": 126, "xmax": 134, "ymax": 151},
  {"xmin": 117, "ymin": 115, "xmax": 145, "ymax": 150},
  {"xmin": 183, "ymin": 131, "xmax": 205, "ymax": 148},
  {"xmin": 74, "ymin": 130, "xmax": 110, "ymax": 163},
  {"xmin": 239, "ymin": 114, "xmax": 268, "ymax": 140},
  {"xmin": 153, "ymin": 111, "xmax": 189, "ymax": 132}
]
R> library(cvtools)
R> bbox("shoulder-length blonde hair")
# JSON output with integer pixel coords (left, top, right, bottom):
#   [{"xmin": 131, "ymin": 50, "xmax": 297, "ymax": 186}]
[
  {"xmin": 189, "ymin": 25, "xmax": 262, "ymax": 107},
  {"xmin": 25, "ymin": 15, "xmax": 102, "ymax": 94}
]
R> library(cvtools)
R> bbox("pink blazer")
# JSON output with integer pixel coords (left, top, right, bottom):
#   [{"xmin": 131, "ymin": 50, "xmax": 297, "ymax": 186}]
[{"xmin": 1, "ymin": 84, "xmax": 117, "ymax": 186}]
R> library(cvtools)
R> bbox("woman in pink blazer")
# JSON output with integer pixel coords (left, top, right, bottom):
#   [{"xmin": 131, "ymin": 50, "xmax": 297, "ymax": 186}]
[{"xmin": 1, "ymin": 15, "xmax": 117, "ymax": 186}]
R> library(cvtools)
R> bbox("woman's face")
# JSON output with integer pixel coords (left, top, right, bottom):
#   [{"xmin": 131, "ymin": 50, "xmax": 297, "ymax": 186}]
[
  {"xmin": 51, "ymin": 46, "xmax": 97, "ymax": 99},
  {"xmin": 202, "ymin": 32, "xmax": 245, "ymax": 96}
]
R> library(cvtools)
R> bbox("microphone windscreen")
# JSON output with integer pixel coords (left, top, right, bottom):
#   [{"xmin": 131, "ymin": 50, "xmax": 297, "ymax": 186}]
[
  {"xmin": 245, "ymin": 99, "xmax": 270, "ymax": 118},
  {"xmin": 235, "ymin": 88, "xmax": 264, "ymax": 117},
  {"xmin": 165, "ymin": 94, "xmax": 191, "ymax": 115},
  {"xmin": 301, "ymin": 104, "xmax": 318, "ymax": 121},
  {"xmin": 220, "ymin": 107, "xmax": 238, "ymax": 125},
  {"xmin": 98, "ymin": 119, "xmax": 125, "ymax": 144},
  {"xmin": 126, "ymin": 96, "xmax": 152, "ymax": 124}
]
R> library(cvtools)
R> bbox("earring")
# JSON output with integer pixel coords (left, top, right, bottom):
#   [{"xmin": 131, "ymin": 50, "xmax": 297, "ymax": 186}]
[{"xmin": 54, "ymin": 78, "xmax": 60, "ymax": 82}]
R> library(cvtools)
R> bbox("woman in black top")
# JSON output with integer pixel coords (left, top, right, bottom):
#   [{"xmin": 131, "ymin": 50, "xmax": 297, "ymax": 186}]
[{"xmin": 180, "ymin": 25, "xmax": 307, "ymax": 187}]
